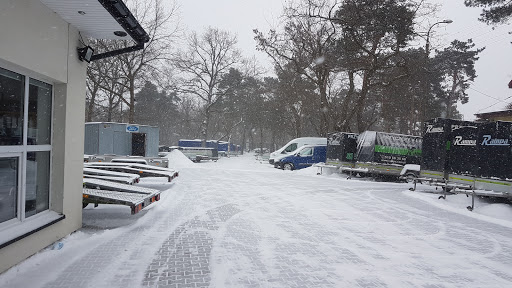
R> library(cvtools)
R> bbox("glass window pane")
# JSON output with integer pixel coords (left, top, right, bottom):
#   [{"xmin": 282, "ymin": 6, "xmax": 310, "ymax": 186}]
[
  {"xmin": 0, "ymin": 67, "xmax": 24, "ymax": 146},
  {"xmin": 0, "ymin": 157, "xmax": 18, "ymax": 223},
  {"xmin": 300, "ymin": 147, "xmax": 313, "ymax": 156},
  {"xmin": 28, "ymin": 79, "xmax": 52, "ymax": 145},
  {"xmin": 25, "ymin": 151, "xmax": 50, "ymax": 217},
  {"xmin": 284, "ymin": 143, "xmax": 297, "ymax": 153}
]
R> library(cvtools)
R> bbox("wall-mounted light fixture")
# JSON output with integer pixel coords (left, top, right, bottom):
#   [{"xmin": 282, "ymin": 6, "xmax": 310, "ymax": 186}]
[
  {"xmin": 114, "ymin": 31, "xmax": 127, "ymax": 37},
  {"xmin": 77, "ymin": 45, "xmax": 94, "ymax": 63}
]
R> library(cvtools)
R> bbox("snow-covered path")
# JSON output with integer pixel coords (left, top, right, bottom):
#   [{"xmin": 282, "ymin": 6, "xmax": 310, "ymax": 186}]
[{"xmin": 2, "ymin": 154, "xmax": 512, "ymax": 287}]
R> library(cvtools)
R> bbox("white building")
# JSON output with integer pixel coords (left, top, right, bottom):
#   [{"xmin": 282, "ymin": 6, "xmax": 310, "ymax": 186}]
[{"xmin": 0, "ymin": 0, "xmax": 148, "ymax": 273}]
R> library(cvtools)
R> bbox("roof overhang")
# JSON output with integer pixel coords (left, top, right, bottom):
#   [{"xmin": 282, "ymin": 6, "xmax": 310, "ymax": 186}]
[
  {"xmin": 475, "ymin": 109, "xmax": 512, "ymax": 120},
  {"xmin": 40, "ymin": 0, "xmax": 149, "ymax": 43},
  {"xmin": 40, "ymin": 0, "xmax": 149, "ymax": 61}
]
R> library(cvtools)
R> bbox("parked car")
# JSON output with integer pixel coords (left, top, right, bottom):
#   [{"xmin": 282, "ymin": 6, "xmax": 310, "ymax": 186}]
[
  {"xmin": 274, "ymin": 144, "xmax": 327, "ymax": 170},
  {"xmin": 269, "ymin": 137, "xmax": 327, "ymax": 164}
]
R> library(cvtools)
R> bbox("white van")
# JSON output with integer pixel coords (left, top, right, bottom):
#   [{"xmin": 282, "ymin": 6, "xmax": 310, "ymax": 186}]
[{"xmin": 268, "ymin": 137, "xmax": 327, "ymax": 164}]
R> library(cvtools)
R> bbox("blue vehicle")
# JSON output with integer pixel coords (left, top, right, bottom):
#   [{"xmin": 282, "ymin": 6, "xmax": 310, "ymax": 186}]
[{"xmin": 274, "ymin": 145, "xmax": 327, "ymax": 170}]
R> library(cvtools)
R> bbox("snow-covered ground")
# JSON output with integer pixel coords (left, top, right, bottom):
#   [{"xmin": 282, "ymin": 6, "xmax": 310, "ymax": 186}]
[{"xmin": 1, "ymin": 151, "xmax": 512, "ymax": 287}]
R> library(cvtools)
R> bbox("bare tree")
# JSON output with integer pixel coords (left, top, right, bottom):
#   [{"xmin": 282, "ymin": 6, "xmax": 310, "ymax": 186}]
[
  {"xmin": 88, "ymin": 0, "xmax": 179, "ymax": 123},
  {"xmin": 86, "ymin": 55, "xmax": 128, "ymax": 122},
  {"xmin": 85, "ymin": 60, "xmax": 102, "ymax": 122},
  {"xmin": 174, "ymin": 27, "xmax": 242, "ymax": 145},
  {"xmin": 254, "ymin": 1, "xmax": 338, "ymax": 136}
]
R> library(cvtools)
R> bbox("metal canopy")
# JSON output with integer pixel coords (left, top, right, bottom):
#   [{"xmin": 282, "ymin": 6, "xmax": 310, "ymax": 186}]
[{"xmin": 40, "ymin": 0, "xmax": 149, "ymax": 44}]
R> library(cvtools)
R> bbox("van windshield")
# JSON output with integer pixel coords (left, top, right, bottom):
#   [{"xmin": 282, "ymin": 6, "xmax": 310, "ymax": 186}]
[{"xmin": 283, "ymin": 143, "xmax": 297, "ymax": 153}]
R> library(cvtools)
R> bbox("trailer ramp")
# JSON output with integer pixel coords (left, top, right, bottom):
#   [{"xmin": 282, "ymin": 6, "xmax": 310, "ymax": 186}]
[
  {"xmin": 83, "ymin": 175, "xmax": 136, "ymax": 185},
  {"xmin": 83, "ymin": 167, "xmax": 140, "ymax": 183},
  {"xmin": 83, "ymin": 178, "xmax": 159, "ymax": 195}
]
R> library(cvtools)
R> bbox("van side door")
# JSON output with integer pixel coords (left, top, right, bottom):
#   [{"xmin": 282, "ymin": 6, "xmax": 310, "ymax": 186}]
[{"xmin": 296, "ymin": 147, "xmax": 314, "ymax": 168}]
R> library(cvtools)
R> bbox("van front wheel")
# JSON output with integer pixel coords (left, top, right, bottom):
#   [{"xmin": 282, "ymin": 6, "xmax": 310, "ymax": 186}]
[{"xmin": 283, "ymin": 163, "xmax": 294, "ymax": 171}]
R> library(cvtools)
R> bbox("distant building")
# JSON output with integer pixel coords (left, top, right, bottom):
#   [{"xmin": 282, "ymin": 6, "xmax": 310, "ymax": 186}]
[
  {"xmin": 0, "ymin": 0, "xmax": 148, "ymax": 273},
  {"xmin": 475, "ymin": 110, "xmax": 512, "ymax": 122},
  {"xmin": 84, "ymin": 122, "xmax": 159, "ymax": 157}
]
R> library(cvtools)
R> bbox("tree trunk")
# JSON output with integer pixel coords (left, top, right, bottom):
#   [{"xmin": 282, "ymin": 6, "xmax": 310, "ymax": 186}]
[
  {"xmin": 319, "ymin": 83, "xmax": 329, "ymax": 136},
  {"xmin": 355, "ymin": 71, "xmax": 373, "ymax": 132},
  {"xmin": 86, "ymin": 95, "xmax": 96, "ymax": 122},
  {"xmin": 201, "ymin": 108, "xmax": 210, "ymax": 147},
  {"xmin": 128, "ymin": 77, "xmax": 136, "ymax": 123},
  {"xmin": 446, "ymin": 72, "xmax": 458, "ymax": 119},
  {"xmin": 241, "ymin": 123, "xmax": 246, "ymax": 155},
  {"xmin": 260, "ymin": 126, "xmax": 264, "ymax": 154},
  {"xmin": 339, "ymin": 72, "xmax": 356, "ymax": 132}
]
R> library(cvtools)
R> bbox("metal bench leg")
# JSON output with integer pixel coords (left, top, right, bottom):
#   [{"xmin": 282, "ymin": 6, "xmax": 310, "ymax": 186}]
[
  {"xmin": 409, "ymin": 179, "xmax": 417, "ymax": 191},
  {"xmin": 467, "ymin": 191, "xmax": 475, "ymax": 211},
  {"xmin": 439, "ymin": 185, "xmax": 448, "ymax": 200}
]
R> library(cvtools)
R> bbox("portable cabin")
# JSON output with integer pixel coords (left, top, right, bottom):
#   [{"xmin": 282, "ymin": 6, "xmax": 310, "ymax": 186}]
[{"xmin": 84, "ymin": 122, "xmax": 159, "ymax": 157}]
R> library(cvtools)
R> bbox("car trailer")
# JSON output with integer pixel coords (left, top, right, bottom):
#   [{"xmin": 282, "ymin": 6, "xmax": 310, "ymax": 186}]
[
  {"xmin": 84, "ymin": 162, "xmax": 178, "ymax": 182},
  {"xmin": 83, "ymin": 178, "xmax": 161, "ymax": 214},
  {"xmin": 83, "ymin": 189, "xmax": 160, "ymax": 214},
  {"xmin": 82, "ymin": 158, "xmax": 180, "ymax": 214},
  {"xmin": 411, "ymin": 118, "xmax": 512, "ymax": 211}
]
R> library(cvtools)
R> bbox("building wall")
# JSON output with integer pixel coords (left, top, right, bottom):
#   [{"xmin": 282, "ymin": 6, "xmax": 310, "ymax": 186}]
[{"xmin": 0, "ymin": 0, "xmax": 87, "ymax": 273}]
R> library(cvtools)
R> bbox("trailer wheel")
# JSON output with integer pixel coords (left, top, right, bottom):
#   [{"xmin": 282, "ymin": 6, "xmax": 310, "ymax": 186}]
[
  {"xmin": 404, "ymin": 172, "xmax": 417, "ymax": 183},
  {"xmin": 283, "ymin": 163, "xmax": 294, "ymax": 171},
  {"xmin": 443, "ymin": 187, "xmax": 452, "ymax": 193},
  {"xmin": 82, "ymin": 202, "xmax": 89, "ymax": 209}
]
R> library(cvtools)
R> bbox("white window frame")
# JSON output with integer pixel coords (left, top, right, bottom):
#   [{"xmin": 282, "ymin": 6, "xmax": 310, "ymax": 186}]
[
  {"xmin": 0, "ymin": 66, "xmax": 54, "ymax": 229},
  {"xmin": 0, "ymin": 153, "xmax": 23, "ymax": 228}
]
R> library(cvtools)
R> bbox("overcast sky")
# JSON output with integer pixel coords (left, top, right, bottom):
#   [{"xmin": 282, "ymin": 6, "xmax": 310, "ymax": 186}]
[{"xmin": 177, "ymin": 0, "xmax": 512, "ymax": 120}]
